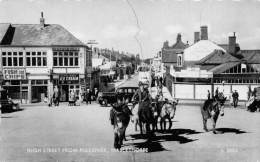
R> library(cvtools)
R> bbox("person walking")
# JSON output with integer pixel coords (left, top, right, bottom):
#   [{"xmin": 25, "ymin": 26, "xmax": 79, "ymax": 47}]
[
  {"xmin": 214, "ymin": 87, "xmax": 219, "ymax": 100},
  {"xmin": 85, "ymin": 89, "xmax": 91, "ymax": 104},
  {"xmin": 207, "ymin": 90, "xmax": 211, "ymax": 100},
  {"xmin": 232, "ymin": 90, "xmax": 239, "ymax": 108}
]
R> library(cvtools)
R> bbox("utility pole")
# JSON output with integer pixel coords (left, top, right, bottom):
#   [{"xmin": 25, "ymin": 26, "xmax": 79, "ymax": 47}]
[{"xmin": 87, "ymin": 40, "xmax": 98, "ymax": 91}]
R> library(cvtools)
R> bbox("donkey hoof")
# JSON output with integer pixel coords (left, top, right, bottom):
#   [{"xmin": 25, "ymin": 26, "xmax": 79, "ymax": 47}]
[{"xmin": 213, "ymin": 131, "xmax": 217, "ymax": 134}]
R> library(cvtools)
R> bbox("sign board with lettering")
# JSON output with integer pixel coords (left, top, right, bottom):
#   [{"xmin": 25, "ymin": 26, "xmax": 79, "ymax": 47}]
[
  {"xmin": 52, "ymin": 47, "xmax": 79, "ymax": 51},
  {"xmin": 59, "ymin": 74, "xmax": 79, "ymax": 84},
  {"xmin": 3, "ymin": 69, "xmax": 26, "ymax": 80}
]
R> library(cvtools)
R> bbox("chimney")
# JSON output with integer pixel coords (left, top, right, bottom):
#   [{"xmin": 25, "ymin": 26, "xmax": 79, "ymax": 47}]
[
  {"xmin": 194, "ymin": 32, "xmax": 200, "ymax": 43},
  {"xmin": 176, "ymin": 33, "xmax": 182, "ymax": 42},
  {"xmin": 200, "ymin": 26, "xmax": 208, "ymax": 40},
  {"xmin": 40, "ymin": 12, "xmax": 45, "ymax": 28},
  {"xmin": 228, "ymin": 32, "xmax": 236, "ymax": 55}
]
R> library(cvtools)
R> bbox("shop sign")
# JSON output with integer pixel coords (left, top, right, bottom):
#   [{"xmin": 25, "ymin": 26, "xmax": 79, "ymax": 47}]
[
  {"xmin": 52, "ymin": 47, "xmax": 79, "ymax": 51},
  {"xmin": 59, "ymin": 74, "xmax": 79, "ymax": 84},
  {"xmin": 3, "ymin": 68, "xmax": 26, "ymax": 80}
]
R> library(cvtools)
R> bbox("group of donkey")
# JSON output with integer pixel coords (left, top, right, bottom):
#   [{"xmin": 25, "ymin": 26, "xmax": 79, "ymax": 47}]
[{"xmin": 110, "ymin": 92, "xmax": 227, "ymax": 149}]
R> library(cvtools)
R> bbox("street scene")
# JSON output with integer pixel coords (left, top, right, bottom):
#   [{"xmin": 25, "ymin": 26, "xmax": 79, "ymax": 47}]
[{"xmin": 1, "ymin": 0, "xmax": 260, "ymax": 162}]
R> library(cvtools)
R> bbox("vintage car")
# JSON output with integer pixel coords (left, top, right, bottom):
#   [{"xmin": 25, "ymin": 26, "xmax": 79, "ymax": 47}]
[
  {"xmin": 0, "ymin": 89, "xmax": 20, "ymax": 113},
  {"xmin": 98, "ymin": 86, "xmax": 138, "ymax": 106}
]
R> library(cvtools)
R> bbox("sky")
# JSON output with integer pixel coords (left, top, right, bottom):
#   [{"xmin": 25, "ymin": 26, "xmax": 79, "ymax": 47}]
[{"xmin": 0, "ymin": 0, "xmax": 260, "ymax": 59}]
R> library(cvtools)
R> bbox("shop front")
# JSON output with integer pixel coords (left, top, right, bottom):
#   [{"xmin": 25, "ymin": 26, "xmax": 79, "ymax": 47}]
[
  {"xmin": 53, "ymin": 74, "xmax": 80, "ymax": 102},
  {"xmin": 2, "ymin": 68, "xmax": 28, "ymax": 103}
]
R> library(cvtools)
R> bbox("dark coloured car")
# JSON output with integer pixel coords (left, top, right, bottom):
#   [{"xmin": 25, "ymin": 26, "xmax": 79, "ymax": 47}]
[{"xmin": 98, "ymin": 87, "xmax": 138, "ymax": 106}]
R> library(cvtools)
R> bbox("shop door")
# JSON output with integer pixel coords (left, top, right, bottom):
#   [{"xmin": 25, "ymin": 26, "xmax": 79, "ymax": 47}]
[
  {"xmin": 60, "ymin": 85, "xmax": 69, "ymax": 102},
  {"xmin": 69, "ymin": 85, "xmax": 80, "ymax": 99}
]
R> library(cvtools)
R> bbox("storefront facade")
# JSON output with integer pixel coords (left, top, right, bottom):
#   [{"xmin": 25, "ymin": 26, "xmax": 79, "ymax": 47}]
[
  {"xmin": 0, "ymin": 17, "xmax": 90, "ymax": 103},
  {"xmin": 0, "ymin": 46, "xmax": 87, "ymax": 103}
]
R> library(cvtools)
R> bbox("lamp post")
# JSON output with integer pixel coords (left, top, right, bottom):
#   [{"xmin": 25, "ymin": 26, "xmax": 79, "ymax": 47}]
[{"xmin": 87, "ymin": 40, "xmax": 98, "ymax": 90}]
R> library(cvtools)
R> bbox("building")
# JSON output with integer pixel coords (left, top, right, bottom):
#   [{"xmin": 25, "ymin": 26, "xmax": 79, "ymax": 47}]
[
  {"xmin": 0, "ymin": 13, "xmax": 91, "ymax": 103},
  {"xmin": 169, "ymin": 26, "xmax": 260, "ymax": 100}
]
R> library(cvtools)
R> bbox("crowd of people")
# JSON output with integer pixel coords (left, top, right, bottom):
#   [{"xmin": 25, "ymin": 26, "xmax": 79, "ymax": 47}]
[{"xmin": 48, "ymin": 86, "xmax": 100, "ymax": 107}]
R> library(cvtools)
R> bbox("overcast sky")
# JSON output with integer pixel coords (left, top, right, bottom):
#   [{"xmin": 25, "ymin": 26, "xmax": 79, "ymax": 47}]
[{"xmin": 0, "ymin": 0, "xmax": 260, "ymax": 58}]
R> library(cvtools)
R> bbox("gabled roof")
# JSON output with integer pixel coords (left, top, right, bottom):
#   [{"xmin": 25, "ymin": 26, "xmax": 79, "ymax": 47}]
[
  {"xmin": 0, "ymin": 23, "xmax": 11, "ymax": 43},
  {"xmin": 0, "ymin": 23, "xmax": 85, "ymax": 46},
  {"xmin": 184, "ymin": 40, "xmax": 226, "ymax": 61},
  {"xmin": 196, "ymin": 49, "xmax": 240, "ymax": 65}
]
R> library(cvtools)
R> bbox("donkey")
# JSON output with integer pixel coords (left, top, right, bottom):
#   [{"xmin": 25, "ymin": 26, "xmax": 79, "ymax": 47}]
[
  {"xmin": 201, "ymin": 93, "xmax": 226, "ymax": 134},
  {"xmin": 159, "ymin": 99, "xmax": 178, "ymax": 131},
  {"xmin": 110, "ymin": 101, "xmax": 132, "ymax": 149}
]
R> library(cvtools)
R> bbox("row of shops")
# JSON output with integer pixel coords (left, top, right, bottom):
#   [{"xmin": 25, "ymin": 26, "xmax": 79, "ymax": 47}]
[{"xmin": 0, "ymin": 13, "xmax": 92, "ymax": 103}]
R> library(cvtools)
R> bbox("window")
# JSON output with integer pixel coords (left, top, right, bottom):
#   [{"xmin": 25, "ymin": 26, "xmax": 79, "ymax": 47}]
[
  {"xmin": 26, "ymin": 51, "xmax": 47, "ymax": 67},
  {"xmin": 177, "ymin": 55, "xmax": 183, "ymax": 67},
  {"xmin": 53, "ymin": 50, "xmax": 79, "ymax": 67},
  {"xmin": 2, "ymin": 51, "xmax": 24, "ymax": 67}
]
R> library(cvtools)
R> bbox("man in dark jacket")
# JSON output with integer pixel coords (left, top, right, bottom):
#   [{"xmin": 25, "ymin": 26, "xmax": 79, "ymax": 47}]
[{"xmin": 232, "ymin": 90, "xmax": 239, "ymax": 108}]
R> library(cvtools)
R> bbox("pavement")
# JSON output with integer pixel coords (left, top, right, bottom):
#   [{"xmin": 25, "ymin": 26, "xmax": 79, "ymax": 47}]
[{"xmin": 0, "ymin": 102, "xmax": 260, "ymax": 162}]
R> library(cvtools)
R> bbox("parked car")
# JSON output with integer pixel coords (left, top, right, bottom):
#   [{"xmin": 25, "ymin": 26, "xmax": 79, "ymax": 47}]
[
  {"xmin": 0, "ymin": 89, "xmax": 20, "ymax": 113},
  {"xmin": 98, "ymin": 86, "xmax": 138, "ymax": 106}
]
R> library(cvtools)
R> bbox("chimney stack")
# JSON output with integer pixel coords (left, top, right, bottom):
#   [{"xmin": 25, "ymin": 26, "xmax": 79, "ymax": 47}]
[
  {"xmin": 200, "ymin": 26, "xmax": 208, "ymax": 40},
  {"xmin": 194, "ymin": 32, "xmax": 200, "ymax": 43},
  {"xmin": 228, "ymin": 32, "xmax": 236, "ymax": 55},
  {"xmin": 40, "ymin": 12, "xmax": 45, "ymax": 28},
  {"xmin": 176, "ymin": 33, "xmax": 182, "ymax": 42}
]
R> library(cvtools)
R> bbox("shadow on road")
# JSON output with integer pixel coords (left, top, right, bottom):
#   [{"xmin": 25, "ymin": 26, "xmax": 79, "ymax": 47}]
[
  {"xmin": 1, "ymin": 108, "xmax": 24, "ymax": 114},
  {"xmin": 215, "ymin": 128, "xmax": 247, "ymax": 134},
  {"xmin": 127, "ymin": 129, "xmax": 201, "ymax": 152}
]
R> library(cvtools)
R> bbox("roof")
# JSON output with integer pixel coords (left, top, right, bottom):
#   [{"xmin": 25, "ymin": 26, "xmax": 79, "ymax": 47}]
[
  {"xmin": 172, "ymin": 40, "xmax": 188, "ymax": 49},
  {"xmin": 0, "ymin": 23, "xmax": 10, "ymax": 43},
  {"xmin": 184, "ymin": 40, "xmax": 226, "ymax": 61},
  {"xmin": 162, "ymin": 48, "xmax": 184, "ymax": 63},
  {"xmin": 239, "ymin": 50, "xmax": 260, "ymax": 63},
  {"xmin": 0, "ymin": 23, "xmax": 85, "ymax": 46},
  {"xmin": 209, "ymin": 62, "xmax": 241, "ymax": 74},
  {"xmin": 196, "ymin": 49, "xmax": 240, "ymax": 65}
]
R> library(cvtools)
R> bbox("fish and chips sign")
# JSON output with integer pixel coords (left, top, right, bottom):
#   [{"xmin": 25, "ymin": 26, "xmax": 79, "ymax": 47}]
[
  {"xmin": 59, "ymin": 74, "xmax": 79, "ymax": 84},
  {"xmin": 3, "ymin": 69, "xmax": 26, "ymax": 80}
]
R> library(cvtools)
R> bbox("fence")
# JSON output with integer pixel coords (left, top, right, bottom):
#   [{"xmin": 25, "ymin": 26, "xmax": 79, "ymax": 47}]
[{"xmin": 172, "ymin": 83, "xmax": 259, "ymax": 101}]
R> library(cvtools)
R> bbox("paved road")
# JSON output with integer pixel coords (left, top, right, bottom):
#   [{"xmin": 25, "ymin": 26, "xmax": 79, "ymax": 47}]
[{"xmin": 0, "ymin": 102, "xmax": 260, "ymax": 162}]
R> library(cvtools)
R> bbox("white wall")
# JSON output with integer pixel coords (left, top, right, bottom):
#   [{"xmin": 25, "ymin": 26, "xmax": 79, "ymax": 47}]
[
  {"xmin": 175, "ymin": 84, "xmax": 194, "ymax": 99},
  {"xmin": 195, "ymin": 85, "xmax": 211, "ymax": 99}
]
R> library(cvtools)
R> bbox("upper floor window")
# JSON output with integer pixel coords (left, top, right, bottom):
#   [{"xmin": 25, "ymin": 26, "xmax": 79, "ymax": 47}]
[
  {"xmin": 177, "ymin": 55, "xmax": 183, "ymax": 67},
  {"xmin": 2, "ymin": 51, "xmax": 23, "ymax": 67},
  {"xmin": 26, "ymin": 51, "xmax": 47, "ymax": 67},
  {"xmin": 53, "ymin": 51, "xmax": 79, "ymax": 67}
]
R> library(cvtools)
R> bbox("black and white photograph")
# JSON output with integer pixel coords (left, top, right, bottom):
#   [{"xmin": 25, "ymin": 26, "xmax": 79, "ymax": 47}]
[{"xmin": 0, "ymin": 0, "xmax": 260, "ymax": 161}]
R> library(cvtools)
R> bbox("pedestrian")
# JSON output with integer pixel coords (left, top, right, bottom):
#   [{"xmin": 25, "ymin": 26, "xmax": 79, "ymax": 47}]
[
  {"xmin": 207, "ymin": 90, "xmax": 211, "ymax": 100},
  {"xmin": 247, "ymin": 86, "xmax": 252, "ymax": 101},
  {"xmin": 85, "ymin": 89, "xmax": 91, "ymax": 104},
  {"xmin": 214, "ymin": 87, "xmax": 219, "ymax": 100},
  {"xmin": 94, "ymin": 88, "xmax": 99, "ymax": 101},
  {"xmin": 232, "ymin": 90, "xmax": 239, "ymax": 108},
  {"xmin": 53, "ymin": 85, "xmax": 60, "ymax": 107},
  {"xmin": 69, "ymin": 90, "xmax": 75, "ymax": 106}
]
